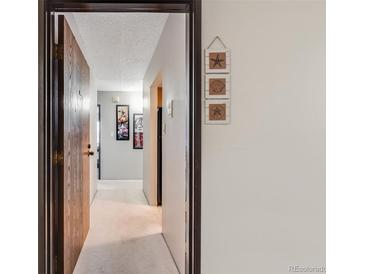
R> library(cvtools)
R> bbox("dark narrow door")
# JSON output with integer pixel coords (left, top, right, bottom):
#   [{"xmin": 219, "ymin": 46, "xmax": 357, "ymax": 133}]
[
  {"xmin": 157, "ymin": 107, "xmax": 163, "ymax": 206},
  {"xmin": 97, "ymin": 104, "xmax": 101, "ymax": 179},
  {"xmin": 53, "ymin": 15, "xmax": 90, "ymax": 274}
]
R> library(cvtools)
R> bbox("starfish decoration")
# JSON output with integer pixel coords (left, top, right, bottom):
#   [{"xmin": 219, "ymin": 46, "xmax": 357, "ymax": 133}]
[
  {"xmin": 210, "ymin": 53, "xmax": 225, "ymax": 68},
  {"xmin": 209, "ymin": 104, "xmax": 226, "ymax": 120},
  {"xmin": 211, "ymin": 106, "xmax": 222, "ymax": 116}
]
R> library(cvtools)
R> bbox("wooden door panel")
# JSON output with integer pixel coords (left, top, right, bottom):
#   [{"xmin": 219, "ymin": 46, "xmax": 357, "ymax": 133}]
[
  {"xmin": 60, "ymin": 16, "xmax": 90, "ymax": 274},
  {"xmin": 80, "ymin": 40, "xmax": 90, "ymax": 244}
]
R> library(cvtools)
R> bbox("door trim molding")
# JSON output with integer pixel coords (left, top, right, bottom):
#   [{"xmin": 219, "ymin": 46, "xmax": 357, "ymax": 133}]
[{"xmin": 39, "ymin": 1, "xmax": 201, "ymax": 274}]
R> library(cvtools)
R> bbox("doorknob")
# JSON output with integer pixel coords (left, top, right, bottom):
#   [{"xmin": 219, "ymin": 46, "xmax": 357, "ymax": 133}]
[{"xmin": 87, "ymin": 151, "xmax": 94, "ymax": 156}]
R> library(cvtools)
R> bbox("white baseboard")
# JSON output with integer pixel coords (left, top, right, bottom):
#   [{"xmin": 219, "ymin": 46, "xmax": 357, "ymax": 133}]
[
  {"xmin": 90, "ymin": 188, "xmax": 97, "ymax": 205},
  {"xmin": 97, "ymin": 179, "xmax": 143, "ymax": 190},
  {"xmin": 98, "ymin": 179, "xmax": 142, "ymax": 184}
]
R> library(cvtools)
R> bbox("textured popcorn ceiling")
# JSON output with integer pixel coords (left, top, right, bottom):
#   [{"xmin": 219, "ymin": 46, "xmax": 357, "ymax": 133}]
[{"xmin": 72, "ymin": 13, "xmax": 168, "ymax": 92}]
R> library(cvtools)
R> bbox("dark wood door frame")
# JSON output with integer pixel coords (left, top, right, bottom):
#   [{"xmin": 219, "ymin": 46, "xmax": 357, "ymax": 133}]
[
  {"xmin": 97, "ymin": 104, "xmax": 101, "ymax": 180},
  {"xmin": 39, "ymin": 1, "xmax": 201, "ymax": 274},
  {"xmin": 157, "ymin": 107, "xmax": 163, "ymax": 206}
]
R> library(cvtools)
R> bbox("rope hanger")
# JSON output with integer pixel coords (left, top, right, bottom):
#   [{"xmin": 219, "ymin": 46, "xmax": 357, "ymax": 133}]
[{"xmin": 207, "ymin": 36, "xmax": 228, "ymax": 49}]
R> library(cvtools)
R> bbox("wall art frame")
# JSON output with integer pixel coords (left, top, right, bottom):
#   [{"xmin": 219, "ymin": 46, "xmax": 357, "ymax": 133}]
[
  {"xmin": 205, "ymin": 74, "xmax": 230, "ymax": 99},
  {"xmin": 116, "ymin": 105, "xmax": 130, "ymax": 140},
  {"xmin": 205, "ymin": 100, "xmax": 230, "ymax": 124},
  {"xmin": 205, "ymin": 48, "xmax": 231, "ymax": 74},
  {"xmin": 133, "ymin": 113, "xmax": 143, "ymax": 149}
]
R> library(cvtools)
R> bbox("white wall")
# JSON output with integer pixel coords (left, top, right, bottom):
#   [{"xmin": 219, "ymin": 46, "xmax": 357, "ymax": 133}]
[
  {"xmin": 143, "ymin": 14, "xmax": 187, "ymax": 274},
  {"xmin": 201, "ymin": 1, "xmax": 325, "ymax": 274},
  {"xmin": 98, "ymin": 90, "xmax": 143, "ymax": 180}
]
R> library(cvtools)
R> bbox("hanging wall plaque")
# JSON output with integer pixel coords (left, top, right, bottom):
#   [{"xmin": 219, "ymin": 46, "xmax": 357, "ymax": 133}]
[
  {"xmin": 205, "ymin": 36, "xmax": 230, "ymax": 74},
  {"xmin": 205, "ymin": 74, "xmax": 230, "ymax": 99},
  {"xmin": 204, "ymin": 36, "xmax": 232, "ymax": 125},
  {"xmin": 205, "ymin": 100, "xmax": 230, "ymax": 124}
]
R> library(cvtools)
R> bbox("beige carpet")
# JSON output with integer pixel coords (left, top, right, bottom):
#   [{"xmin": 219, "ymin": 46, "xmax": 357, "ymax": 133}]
[{"xmin": 73, "ymin": 181, "xmax": 179, "ymax": 274}]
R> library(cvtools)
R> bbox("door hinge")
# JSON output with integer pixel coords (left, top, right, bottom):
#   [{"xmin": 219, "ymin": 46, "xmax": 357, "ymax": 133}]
[
  {"xmin": 54, "ymin": 44, "xmax": 64, "ymax": 60},
  {"xmin": 53, "ymin": 150, "xmax": 64, "ymax": 166}
]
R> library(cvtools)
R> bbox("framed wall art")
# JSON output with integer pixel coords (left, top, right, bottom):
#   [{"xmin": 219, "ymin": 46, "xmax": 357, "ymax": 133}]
[
  {"xmin": 204, "ymin": 36, "xmax": 231, "ymax": 125},
  {"xmin": 133, "ymin": 113, "xmax": 143, "ymax": 149},
  {"xmin": 205, "ymin": 74, "xmax": 230, "ymax": 99},
  {"xmin": 116, "ymin": 105, "xmax": 129, "ymax": 140},
  {"xmin": 205, "ymin": 48, "xmax": 230, "ymax": 74},
  {"xmin": 205, "ymin": 100, "xmax": 230, "ymax": 124}
]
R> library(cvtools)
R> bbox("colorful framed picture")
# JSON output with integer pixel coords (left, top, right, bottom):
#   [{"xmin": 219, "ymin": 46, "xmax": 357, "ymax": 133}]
[
  {"xmin": 205, "ymin": 48, "xmax": 230, "ymax": 74},
  {"xmin": 116, "ymin": 105, "xmax": 129, "ymax": 140},
  {"xmin": 205, "ymin": 74, "xmax": 230, "ymax": 99},
  {"xmin": 133, "ymin": 113, "xmax": 143, "ymax": 149},
  {"xmin": 205, "ymin": 100, "xmax": 230, "ymax": 124}
]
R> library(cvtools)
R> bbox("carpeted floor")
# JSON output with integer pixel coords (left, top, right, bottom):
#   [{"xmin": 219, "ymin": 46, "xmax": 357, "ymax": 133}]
[{"xmin": 73, "ymin": 181, "xmax": 179, "ymax": 274}]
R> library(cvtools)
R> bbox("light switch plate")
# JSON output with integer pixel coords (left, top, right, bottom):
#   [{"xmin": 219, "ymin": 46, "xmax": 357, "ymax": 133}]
[{"xmin": 167, "ymin": 100, "xmax": 173, "ymax": 118}]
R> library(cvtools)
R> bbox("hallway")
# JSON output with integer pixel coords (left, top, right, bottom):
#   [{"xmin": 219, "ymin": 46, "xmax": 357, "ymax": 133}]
[{"xmin": 73, "ymin": 181, "xmax": 179, "ymax": 274}]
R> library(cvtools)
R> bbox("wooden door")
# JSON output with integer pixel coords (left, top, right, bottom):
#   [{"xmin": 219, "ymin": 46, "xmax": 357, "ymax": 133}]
[{"xmin": 54, "ymin": 15, "xmax": 90, "ymax": 274}]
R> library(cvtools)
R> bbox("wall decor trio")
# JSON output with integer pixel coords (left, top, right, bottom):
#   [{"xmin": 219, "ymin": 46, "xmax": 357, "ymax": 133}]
[{"xmin": 204, "ymin": 36, "xmax": 231, "ymax": 124}]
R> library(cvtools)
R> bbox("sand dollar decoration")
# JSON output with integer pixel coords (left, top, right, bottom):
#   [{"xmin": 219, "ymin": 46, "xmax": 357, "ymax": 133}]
[
  {"xmin": 209, "ymin": 78, "xmax": 226, "ymax": 95},
  {"xmin": 204, "ymin": 36, "xmax": 231, "ymax": 124},
  {"xmin": 205, "ymin": 74, "xmax": 230, "ymax": 99}
]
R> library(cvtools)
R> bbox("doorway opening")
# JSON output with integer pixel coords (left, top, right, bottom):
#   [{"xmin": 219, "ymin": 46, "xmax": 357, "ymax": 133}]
[
  {"xmin": 39, "ymin": 2, "xmax": 201, "ymax": 274},
  {"xmin": 40, "ymin": 5, "xmax": 200, "ymax": 273},
  {"xmin": 157, "ymin": 86, "xmax": 163, "ymax": 206}
]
